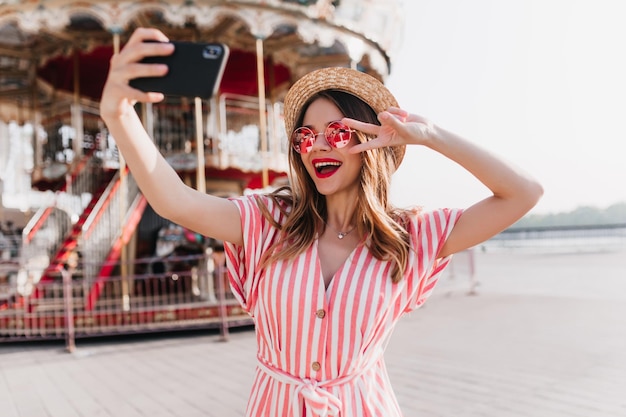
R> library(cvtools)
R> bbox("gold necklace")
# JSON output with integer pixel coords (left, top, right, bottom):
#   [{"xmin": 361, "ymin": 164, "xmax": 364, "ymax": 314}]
[{"xmin": 325, "ymin": 222, "xmax": 356, "ymax": 239}]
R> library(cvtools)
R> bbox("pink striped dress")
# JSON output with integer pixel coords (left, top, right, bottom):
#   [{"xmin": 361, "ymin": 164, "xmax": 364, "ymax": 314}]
[{"xmin": 225, "ymin": 195, "xmax": 462, "ymax": 417}]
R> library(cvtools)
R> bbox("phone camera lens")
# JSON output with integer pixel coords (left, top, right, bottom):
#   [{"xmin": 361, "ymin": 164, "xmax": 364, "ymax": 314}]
[{"xmin": 203, "ymin": 45, "xmax": 222, "ymax": 59}]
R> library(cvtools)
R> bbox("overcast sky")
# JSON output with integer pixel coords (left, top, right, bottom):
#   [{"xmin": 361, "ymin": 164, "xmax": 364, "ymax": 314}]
[{"xmin": 386, "ymin": 0, "xmax": 626, "ymax": 214}]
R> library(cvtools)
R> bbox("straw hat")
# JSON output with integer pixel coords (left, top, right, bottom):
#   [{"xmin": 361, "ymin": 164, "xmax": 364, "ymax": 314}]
[{"xmin": 283, "ymin": 67, "xmax": 405, "ymax": 169}]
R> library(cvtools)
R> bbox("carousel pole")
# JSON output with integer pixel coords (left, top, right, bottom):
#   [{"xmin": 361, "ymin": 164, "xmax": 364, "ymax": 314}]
[
  {"xmin": 71, "ymin": 48, "xmax": 83, "ymax": 161},
  {"xmin": 194, "ymin": 97, "xmax": 206, "ymax": 193},
  {"xmin": 266, "ymin": 55, "xmax": 277, "ymax": 160},
  {"xmin": 30, "ymin": 58, "xmax": 43, "ymax": 181},
  {"xmin": 190, "ymin": 28, "xmax": 206, "ymax": 194},
  {"xmin": 113, "ymin": 31, "xmax": 130, "ymax": 311},
  {"xmin": 256, "ymin": 37, "xmax": 269, "ymax": 189}
]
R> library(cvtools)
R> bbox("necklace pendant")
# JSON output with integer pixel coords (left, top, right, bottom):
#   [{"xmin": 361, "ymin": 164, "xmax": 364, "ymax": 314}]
[{"xmin": 337, "ymin": 232, "xmax": 346, "ymax": 239}]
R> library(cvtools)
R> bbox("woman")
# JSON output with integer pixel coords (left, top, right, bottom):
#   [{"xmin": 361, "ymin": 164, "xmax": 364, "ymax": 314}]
[{"xmin": 101, "ymin": 28, "xmax": 543, "ymax": 417}]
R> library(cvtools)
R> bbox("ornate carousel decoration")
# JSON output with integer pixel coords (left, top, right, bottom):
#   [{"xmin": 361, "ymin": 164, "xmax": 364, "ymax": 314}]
[{"xmin": 0, "ymin": 0, "xmax": 404, "ymax": 338}]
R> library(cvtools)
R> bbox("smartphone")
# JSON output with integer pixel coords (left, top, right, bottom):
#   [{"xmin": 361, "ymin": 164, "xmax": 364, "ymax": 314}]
[{"xmin": 129, "ymin": 41, "xmax": 229, "ymax": 99}]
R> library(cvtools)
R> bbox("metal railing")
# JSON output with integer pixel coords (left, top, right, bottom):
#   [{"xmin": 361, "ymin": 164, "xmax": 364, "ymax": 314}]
[
  {"xmin": 21, "ymin": 206, "xmax": 69, "ymax": 260},
  {"xmin": 79, "ymin": 170, "xmax": 141, "ymax": 283},
  {"xmin": 485, "ymin": 224, "xmax": 626, "ymax": 252},
  {"xmin": 216, "ymin": 93, "xmax": 288, "ymax": 173},
  {"xmin": 21, "ymin": 153, "xmax": 107, "ymax": 275},
  {"xmin": 0, "ymin": 252, "xmax": 251, "ymax": 345},
  {"xmin": 123, "ymin": 95, "xmax": 289, "ymax": 176}
]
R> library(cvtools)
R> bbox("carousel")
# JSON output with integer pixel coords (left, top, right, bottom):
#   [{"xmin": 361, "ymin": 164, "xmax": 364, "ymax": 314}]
[{"xmin": 0, "ymin": 0, "xmax": 404, "ymax": 341}]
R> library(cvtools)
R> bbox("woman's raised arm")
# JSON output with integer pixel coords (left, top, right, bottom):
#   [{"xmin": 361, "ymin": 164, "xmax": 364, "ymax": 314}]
[
  {"xmin": 100, "ymin": 28, "xmax": 243, "ymax": 246},
  {"xmin": 346, "ymin": 109, "xmax": 543, "ymax": 256}
]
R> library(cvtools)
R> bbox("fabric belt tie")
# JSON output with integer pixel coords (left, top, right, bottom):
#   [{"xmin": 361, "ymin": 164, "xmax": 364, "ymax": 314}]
[{"xmin": 257, "ymin": 356, "xmax": 378, "ymax": 417}]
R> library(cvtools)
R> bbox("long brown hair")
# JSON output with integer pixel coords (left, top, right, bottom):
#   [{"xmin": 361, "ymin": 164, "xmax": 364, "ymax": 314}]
[{"xmin": 257, "ymin": 90, "xmax": 417, "ymax": 283}]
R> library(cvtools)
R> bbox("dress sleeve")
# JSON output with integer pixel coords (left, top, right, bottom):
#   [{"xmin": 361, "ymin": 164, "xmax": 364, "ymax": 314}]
[
  {"xmin": 402, "ymin": 208, "xmax": 464, "ymax": 313},
  {"xmin": 224, "ymin": 194, "xmax": 282, "ymax": 314}
]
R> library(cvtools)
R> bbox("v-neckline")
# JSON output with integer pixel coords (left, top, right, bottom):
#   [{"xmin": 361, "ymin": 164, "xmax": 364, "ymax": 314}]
[{"xmin": 313, "ymin": 238, "xmax": 361, "ymax": 295}]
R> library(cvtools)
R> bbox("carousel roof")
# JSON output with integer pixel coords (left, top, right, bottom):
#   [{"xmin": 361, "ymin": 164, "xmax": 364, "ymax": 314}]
[{"xmin": 0, "ymin": 0, "xmax": 405, "ymax": 123}]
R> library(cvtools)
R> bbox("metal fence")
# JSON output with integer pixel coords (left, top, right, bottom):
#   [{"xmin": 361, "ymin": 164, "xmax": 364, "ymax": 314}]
[
  {"xmin": 485, "ymin": 223, "xmax": 626, "ymax": 252},
  {"xmin": 0, "ymin": 252, "xmax": 252, "ymax": 347}
]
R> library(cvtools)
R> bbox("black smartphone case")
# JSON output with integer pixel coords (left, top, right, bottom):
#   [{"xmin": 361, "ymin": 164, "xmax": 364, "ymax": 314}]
[{"xmin": 130, "ymin": 41, "xmax": 229, "ymax": 99}]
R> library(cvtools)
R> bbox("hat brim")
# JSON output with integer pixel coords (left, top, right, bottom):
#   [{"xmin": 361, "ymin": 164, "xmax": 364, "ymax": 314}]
[{"xmin": 283, "ymin": 67, "xmax": 405, "ymax": 168}]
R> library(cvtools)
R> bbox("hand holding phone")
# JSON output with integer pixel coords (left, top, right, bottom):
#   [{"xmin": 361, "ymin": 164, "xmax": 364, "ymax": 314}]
[{"xmin": 129, "ymin": 41, "xmax": 229, "ymax": 99}]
